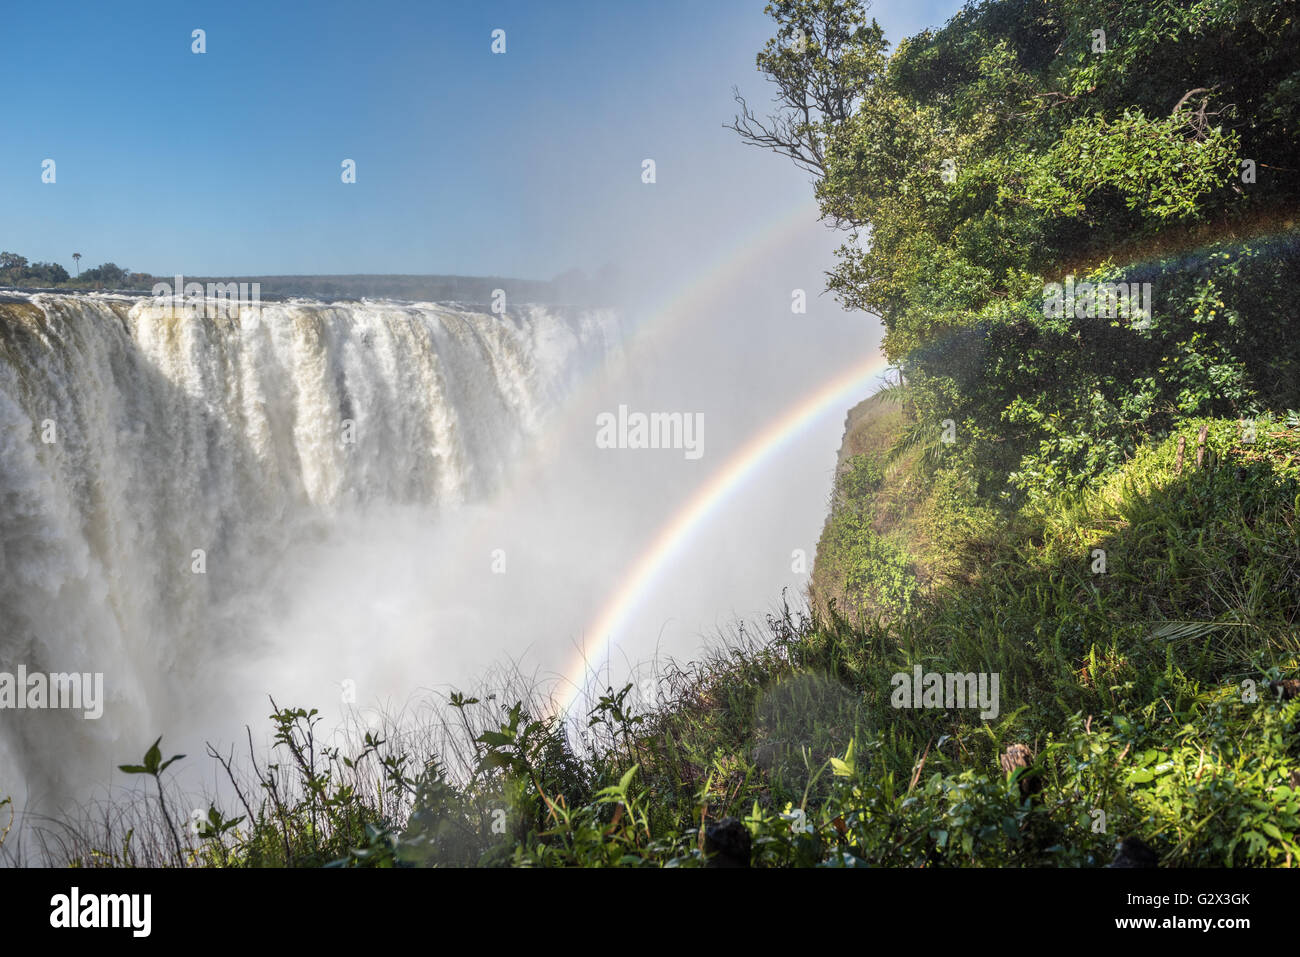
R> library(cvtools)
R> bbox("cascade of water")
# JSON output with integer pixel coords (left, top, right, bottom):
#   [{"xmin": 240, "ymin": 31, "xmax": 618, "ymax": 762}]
[{"xmin": 0, "ymin": 294, "xmax": 618, "ymax": 807}]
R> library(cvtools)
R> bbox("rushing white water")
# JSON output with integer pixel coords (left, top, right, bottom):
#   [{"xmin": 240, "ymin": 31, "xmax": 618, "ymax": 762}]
[{"xmin": 0, "ymin": 293, "xmax": 618, "ymax": 809}]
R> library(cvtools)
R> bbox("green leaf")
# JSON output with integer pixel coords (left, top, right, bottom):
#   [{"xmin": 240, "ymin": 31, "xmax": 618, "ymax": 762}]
[{"xmin": 143, "ymin": 737, "xmax": 162, "ymax": 773}]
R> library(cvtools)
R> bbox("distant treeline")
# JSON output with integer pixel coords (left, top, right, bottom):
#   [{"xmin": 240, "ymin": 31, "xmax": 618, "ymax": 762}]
[
  {"xmin": 0, "ymin": 253, "xmax": 146, "ymax": 290},
  {"xmin": 189, "ymin": 269, "xmax": 618, "ymax": 305},
  {"xmin": 0, "ymin": 253, "xmax": 619, "ymax": 305}
]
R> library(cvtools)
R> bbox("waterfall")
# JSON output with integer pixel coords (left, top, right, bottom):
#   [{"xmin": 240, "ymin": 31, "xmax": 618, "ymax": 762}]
[{"xmin": 0, "ymin": 293, "xmax": 618, "ymax": 808}]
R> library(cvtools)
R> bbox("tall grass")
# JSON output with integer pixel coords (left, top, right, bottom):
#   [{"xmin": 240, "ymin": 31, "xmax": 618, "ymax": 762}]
[{"xmin": 2, "ymin": 416, "xmax": 1298, "ymax": 867}]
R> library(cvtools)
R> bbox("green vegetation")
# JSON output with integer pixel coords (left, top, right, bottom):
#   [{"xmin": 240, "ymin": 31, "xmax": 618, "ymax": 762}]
[
  {"xmin": 732, "ymin": 0, "xmax": 1300, "ymax": 508},
  {"xmin": 0, "ymin": 251, "xmax": 147, "ymax": 290},
  {"xmin": 4, "ymin": 0, "xmax": 1299, "ymax": 867},
  {"xmin": 0, "ymin": 252, "xmax": 612, "ymax": 302},
  {"xmin": 819, "ymin": 451, "xmax": 924, "ymax": 617},
  {"xmin": 11, "ymin": 418, "xmax": 1296, "ymax": 868}
]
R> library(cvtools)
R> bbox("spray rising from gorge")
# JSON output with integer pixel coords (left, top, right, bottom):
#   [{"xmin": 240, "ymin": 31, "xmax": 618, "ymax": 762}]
[{"xmin": 0, "ymin": 293, "xmax": 619, "ymax": 808}]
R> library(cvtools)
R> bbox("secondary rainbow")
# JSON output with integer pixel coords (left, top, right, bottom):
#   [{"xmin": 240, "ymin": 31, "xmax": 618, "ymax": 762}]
[
  {"xmin": 556, "ymin": 348, "xmax": 891, "ymax": 715},
  {"xmin": 553, "ymin": 216, "xmax": 1300, "ymax": 715},
  {"xmin": 471, "ymin": 201, "xmax": 827, "ymax": 507}
]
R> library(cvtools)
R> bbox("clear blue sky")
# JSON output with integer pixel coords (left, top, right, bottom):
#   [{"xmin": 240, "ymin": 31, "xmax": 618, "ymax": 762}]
[{"xmin": 0, "ymin": 0, "xmax": 966, "ymax": 279}]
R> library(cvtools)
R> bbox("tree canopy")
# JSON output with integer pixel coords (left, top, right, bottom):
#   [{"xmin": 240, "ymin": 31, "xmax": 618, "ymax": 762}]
[{"xmin": 738, "ymin": 0, "xmax": 1300, "ymax": 501}]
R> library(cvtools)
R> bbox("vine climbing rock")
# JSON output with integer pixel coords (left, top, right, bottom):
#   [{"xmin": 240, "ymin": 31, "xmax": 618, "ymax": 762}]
[
  {"xmin": 704, "ymin": 817, "xmax": 752, "ymax": 868},
  {"xmin": 1109, "ymin": 836, "xmax": 1159, "ymax": 868}
]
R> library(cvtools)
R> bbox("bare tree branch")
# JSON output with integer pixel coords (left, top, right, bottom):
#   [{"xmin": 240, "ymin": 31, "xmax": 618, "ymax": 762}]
[{"xmin": 727, "ymin": 87, "xmax": 826, "ymax": 177}]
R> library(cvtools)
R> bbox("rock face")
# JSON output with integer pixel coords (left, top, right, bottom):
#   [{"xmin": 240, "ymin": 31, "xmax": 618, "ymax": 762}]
[
  {"xmin": 1109, "ymin": 836, "xmax": 1159, "ymax": 868},
  {"xmin": 809, "ymin": 391, "xmax": 910, "ymax": 621},
  {"xmin": 1270, "ymin": 679, "xmax": 1299, "ymax": 700},
  {"xmin": 832, "ymin": 393, "xmax": 898, "ymax": 472},
  {"xmin": 704, "ymin": 817, "xmax": 751, "ymax": 868}
]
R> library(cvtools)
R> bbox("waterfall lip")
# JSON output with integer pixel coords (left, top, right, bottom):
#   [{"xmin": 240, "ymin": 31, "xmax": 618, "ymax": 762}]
[
  {"xmin": 0, "ymin": 289, "xmax": 599, "ymax": 312},
  {"xmin": 0, "ymin": 285, "xmax": 153, "ymax": 300},
  {"xmin": 0, "ymin": 294, "xmax": 621, "ymax": 814},
  {"xmin": 0, "ymin": 288, "xmax": 145, "ymax": 305}
]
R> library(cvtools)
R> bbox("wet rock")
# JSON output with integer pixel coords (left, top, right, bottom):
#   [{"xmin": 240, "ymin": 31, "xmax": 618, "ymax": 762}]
[
  {"xmin": 1270, "ymin": 679, "xmax": 1299, "ymax": 700},
  {"xmin": 704, "ymin": 816, "xmax": 751, "ymax": 868},
  {"xmin": 1000, "ymin": 743, "xmax": 1041, "ymax": 798},
  {"xmin": 1109, "ymin": 836, "xmax": 1159, "ymax": 868}
]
